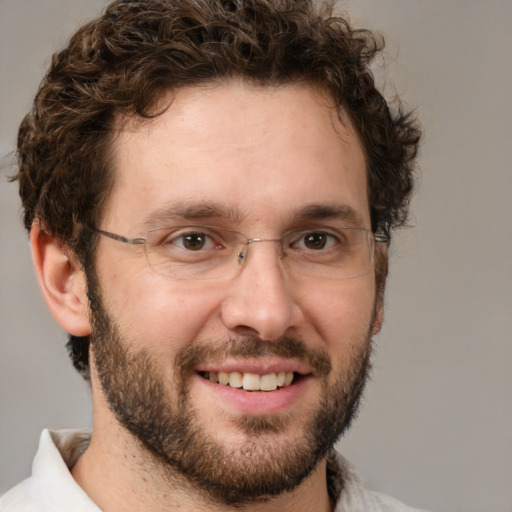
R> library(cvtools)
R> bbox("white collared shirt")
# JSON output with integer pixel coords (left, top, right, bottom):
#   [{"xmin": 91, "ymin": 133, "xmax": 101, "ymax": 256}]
[{"xmin": 1, "ymin": 429, "xmax": 429, "ymax": 512}]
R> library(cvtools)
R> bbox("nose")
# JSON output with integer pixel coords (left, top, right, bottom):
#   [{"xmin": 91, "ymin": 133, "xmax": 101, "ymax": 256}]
[{"xmin": 220, "ymin": 241, "xmax": 304, "ymax": 340}]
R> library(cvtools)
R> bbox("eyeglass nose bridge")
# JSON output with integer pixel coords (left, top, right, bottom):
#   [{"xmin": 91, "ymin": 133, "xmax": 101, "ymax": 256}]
[{"xmin": 236, "ymin": 236, "xmax": 284, "ymax": 263}]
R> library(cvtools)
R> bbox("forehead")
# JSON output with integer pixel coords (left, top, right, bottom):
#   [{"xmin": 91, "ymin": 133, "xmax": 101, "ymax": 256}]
[{"xmin": 105, "ymin": 81, "xmax": 369, "ymax": 231}]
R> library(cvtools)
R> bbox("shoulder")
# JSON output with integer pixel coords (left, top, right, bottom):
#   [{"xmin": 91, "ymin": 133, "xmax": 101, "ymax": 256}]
[
  {"xmin": 1, "ymin": 429, "xmax": 96, "ymax": 512},
  {"xmin": 330, "ymin": 451, "xmax": 432, "ymax": 512},
  {"xmin": 0, "ymin": 478, "xmax": 40, "ymax": 512}
]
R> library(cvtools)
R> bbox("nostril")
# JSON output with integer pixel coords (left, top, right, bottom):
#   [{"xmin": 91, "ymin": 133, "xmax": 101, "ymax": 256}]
[{"xmin": 231, "ymin": 324, "xmax": 261, "ymax": 337}]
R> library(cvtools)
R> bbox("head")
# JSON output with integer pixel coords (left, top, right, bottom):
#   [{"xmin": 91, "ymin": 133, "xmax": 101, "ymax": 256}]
[{"xmin": 15, "ymin": 0, "xmax": 420, "ymax": 505}]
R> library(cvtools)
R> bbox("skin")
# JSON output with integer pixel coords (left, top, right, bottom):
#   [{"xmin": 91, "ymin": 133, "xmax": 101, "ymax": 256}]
[{"xmin": 31, "ymin": 81, "xmax": 383, "ymax": 512}]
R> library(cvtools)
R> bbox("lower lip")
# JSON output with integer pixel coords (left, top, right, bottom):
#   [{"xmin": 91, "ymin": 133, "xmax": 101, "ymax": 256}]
[{"xmin": 194, "ymin": 374, "xmax": 310, "ymax": 415}]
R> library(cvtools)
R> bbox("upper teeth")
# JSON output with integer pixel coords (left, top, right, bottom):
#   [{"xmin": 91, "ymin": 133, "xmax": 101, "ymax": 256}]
[{"xmin": 204, "ymin": 371, "xmax": 294, "ymax": 391}]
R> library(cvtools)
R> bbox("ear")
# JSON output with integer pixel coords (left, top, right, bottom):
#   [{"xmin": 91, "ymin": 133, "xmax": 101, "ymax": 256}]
[
  {"xmin": 370, "ymin": 300, "xmax": 384, "ymax": 336},
  {"xmin": 371, "ymin": 242, "xmax": 388, "ymax": 336},
  {"xmin": 30, "ymin": 221, "xmax": 91, "ymax": 336}
]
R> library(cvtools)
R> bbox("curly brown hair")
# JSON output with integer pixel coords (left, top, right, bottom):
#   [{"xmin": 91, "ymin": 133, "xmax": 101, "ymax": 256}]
[{"xmin": 14, "ymin": 0, "xmax": 420, "ymax": 378}]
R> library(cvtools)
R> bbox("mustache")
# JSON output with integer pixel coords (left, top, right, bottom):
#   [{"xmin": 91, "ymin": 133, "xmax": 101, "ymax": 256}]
[{"xmin": 175, "ymin": 336, "xmax": 332, "ymax": 378}]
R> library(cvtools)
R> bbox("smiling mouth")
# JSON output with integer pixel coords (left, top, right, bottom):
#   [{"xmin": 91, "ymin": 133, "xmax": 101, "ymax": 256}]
[{"xmin": 198, "ymin": 371, "xmax": 300, "ymax": 392}]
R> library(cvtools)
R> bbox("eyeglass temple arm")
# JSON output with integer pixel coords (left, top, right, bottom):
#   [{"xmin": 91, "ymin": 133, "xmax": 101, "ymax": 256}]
[
  {"xmin": 374, "ymin": 233, "xmax": 390, "ymax": 243},
  {"xmin": 89, "ymin": 227, "xmax": 146, "ymax": 245}
]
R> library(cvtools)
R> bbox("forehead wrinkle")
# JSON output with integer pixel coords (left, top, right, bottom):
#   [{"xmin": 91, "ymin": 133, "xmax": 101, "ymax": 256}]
[{"xmin": 141, "ymin": 200, "xmax": 248, "ymax": 229}]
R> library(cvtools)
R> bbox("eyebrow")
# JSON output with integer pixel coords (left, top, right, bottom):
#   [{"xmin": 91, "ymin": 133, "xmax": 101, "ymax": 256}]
[
  {"xmin": 141, "ymin": 201, "xmax": 367, "ymax": 230},
  {"xmin": 141, "ymin": 201, "xmax": 245, "ymax": 229},
  {"xmin": 295, "ymin": 203, "xmax": 367, "ymax": 228}
]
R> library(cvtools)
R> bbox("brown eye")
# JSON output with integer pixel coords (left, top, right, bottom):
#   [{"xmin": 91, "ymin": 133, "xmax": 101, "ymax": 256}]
[
  {"xmin": 303, "ymin": 232, "xmax": 328, "ymax": 250},
  {"xmin": 181, "ymin": 233, "xmax": 208, "ymax": 250}
]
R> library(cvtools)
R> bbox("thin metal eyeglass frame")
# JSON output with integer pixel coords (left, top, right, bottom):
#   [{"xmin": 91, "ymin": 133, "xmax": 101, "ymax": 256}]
[{"xmin": 88, "ymin": 225, "xmax": 390, "ymax": 280}]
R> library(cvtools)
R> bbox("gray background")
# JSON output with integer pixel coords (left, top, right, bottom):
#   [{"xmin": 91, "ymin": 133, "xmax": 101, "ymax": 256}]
[{"xmin": 1, "ymin": 1, "xmax": 511, "ymax": 511}]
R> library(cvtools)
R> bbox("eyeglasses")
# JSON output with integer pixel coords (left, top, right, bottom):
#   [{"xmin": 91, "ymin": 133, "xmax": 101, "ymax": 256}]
[{"xmin": 89, "ymin": 224, "xmax": 389, "ymax": 281}]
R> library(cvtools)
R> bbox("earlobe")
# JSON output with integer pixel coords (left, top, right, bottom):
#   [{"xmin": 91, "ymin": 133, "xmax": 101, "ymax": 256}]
[{"xmin": 30, "ymin": 222, "xmax": 91, "ymax": 336}]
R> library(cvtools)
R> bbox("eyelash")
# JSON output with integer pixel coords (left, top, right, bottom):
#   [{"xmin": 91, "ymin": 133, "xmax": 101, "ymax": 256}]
[{"xmin": 160, "ymin": 228, "xmax": 345, "ymax": 252}]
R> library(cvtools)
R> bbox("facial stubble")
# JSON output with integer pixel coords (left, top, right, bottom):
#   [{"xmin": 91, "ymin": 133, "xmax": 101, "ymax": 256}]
[{"xmin": 88, "ymin": 275, "xmax": 374, "ymax": 506}]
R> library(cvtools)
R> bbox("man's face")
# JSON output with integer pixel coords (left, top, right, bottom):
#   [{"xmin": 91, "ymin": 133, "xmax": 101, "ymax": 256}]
[{"xmin": 89, "ymin": 82, "xmax": 380, "ymax": 504}]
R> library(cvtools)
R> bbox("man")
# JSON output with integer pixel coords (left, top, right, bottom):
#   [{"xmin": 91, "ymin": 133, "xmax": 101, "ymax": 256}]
[{"xmin": 1, "ymin": 0, "xmax": 422, "ymax": 510}]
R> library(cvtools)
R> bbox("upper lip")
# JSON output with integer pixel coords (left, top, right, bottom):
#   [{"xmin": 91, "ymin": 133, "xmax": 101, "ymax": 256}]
[{"xmin": 196, "ymin": 358, "xmax": 312, "ymax": 376}]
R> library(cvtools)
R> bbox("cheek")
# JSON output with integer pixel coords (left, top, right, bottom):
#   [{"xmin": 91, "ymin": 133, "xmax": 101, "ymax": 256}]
[
  {"xmin": 301, "ymin": 277, "xmax": 376, "ymax": 349},
  {"xmin": 100, "ymin": 271, "xmax": 226, "ymax": 356}
]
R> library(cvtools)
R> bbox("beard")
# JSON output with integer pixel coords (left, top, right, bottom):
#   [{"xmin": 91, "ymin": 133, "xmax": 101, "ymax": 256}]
[{"xmin": 88, "ymin": 274, "xmax": 374, "ymax": 506}]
